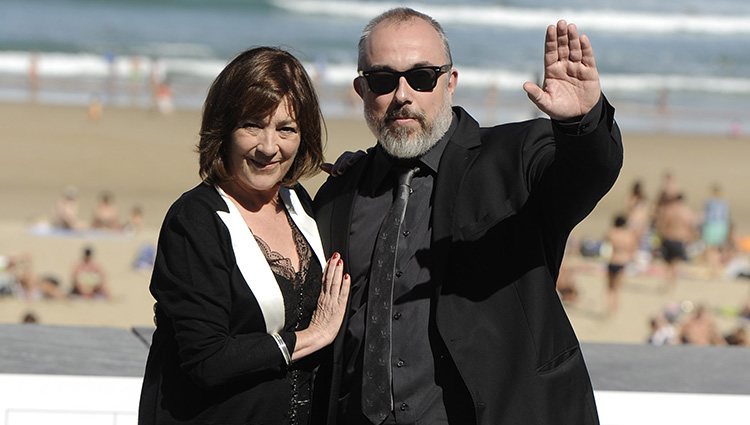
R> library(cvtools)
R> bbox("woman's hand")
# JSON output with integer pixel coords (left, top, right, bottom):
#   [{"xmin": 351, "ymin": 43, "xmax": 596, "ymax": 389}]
[
  {"xmin": 292, "ymin": 252, "xmax": 350, "ymax": 361},
  {"xmin": 309, "ymin": 252, "xmax": 350, "ymax": 343}
]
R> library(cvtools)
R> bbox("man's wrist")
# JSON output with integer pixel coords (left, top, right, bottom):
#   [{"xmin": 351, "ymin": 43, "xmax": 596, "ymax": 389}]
[{"xmin": 552, "ymin": 94, "xmax": 604, "ymax": 136}]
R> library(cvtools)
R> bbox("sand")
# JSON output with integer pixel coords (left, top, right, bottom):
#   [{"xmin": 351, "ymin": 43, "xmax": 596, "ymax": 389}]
[{"xmin": 1, "ymin": 101, "xmax": 749, "ymax": 343}]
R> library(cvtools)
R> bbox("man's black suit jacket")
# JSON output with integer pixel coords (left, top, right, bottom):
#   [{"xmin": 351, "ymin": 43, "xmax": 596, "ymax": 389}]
[{"xmin": 313, "ymin": 101, "xmax": 623, "ymax": 425}]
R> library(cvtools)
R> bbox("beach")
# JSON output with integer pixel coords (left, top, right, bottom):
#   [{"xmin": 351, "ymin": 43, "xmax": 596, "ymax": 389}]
[{"xmin": 1, "ymin": 101, "xmax": 749, "ymax": 344}]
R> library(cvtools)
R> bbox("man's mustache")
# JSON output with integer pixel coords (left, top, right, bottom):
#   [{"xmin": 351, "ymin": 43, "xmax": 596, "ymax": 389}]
[{"xmin": 385, "ymin": 107, "xmax": 426, "ymax": 124}]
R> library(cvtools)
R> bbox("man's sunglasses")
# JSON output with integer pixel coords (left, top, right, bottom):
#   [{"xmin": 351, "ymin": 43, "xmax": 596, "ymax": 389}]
[{"xmin": 358, "ymin": 64, "xmax": 452, "ymax": 95}]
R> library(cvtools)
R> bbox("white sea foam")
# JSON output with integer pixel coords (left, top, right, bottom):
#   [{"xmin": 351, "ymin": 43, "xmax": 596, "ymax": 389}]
[
  {"xmin": 602, "ymin": 74, "xmax": 750, "ymax": 94},
  {"xmin": 3, "ymin": 51, "xmax": 749, "ymax": 95},
  {"xmin": 272, "ymin": 0, "xmax": 750, "ymax": 35},
  {"xmin": 0, "ymin": 51, "xmax": 226, "ymax": 80}
]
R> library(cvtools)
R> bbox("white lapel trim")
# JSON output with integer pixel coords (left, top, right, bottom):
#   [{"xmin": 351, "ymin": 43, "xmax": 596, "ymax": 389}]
[
  {"xmin": 279, "ymin": 186, "xmax": 326, "ymax": 271},
  {"xmin": 214, "ymin": 186, "xmax": 285, "ymax": 334}
]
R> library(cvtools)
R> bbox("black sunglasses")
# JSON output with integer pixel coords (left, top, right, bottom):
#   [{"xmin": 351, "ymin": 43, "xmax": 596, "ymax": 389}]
[{"xmin": 358, "ymin": 64, "xmax": 452, "ymax": 95}]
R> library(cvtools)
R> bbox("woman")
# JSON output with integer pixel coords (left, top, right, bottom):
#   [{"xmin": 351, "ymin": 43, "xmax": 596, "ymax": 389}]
[{"xmin": 138, "ymin": 47, "xmax": 350, "ymax": 425}]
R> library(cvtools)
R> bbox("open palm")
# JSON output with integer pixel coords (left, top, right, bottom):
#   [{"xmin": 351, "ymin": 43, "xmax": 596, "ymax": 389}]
[{"xmin": 523, "ymin": 20, "xmax": 601, "ymax": 120}]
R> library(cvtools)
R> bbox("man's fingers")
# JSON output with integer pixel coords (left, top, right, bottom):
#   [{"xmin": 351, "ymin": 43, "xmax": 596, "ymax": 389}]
[
  {"xmin": 567, "ymin": 23, "xmax": 582, "ymax": 62},
  {"xmin": 523, "ymin": 81, "xmax": 544, "ymax": 103},
  {"xmin": 329, "ymin": 150, "xmax": 366, "ymax": 176},
  {"xmin": 556, "ymin": 20, "xmax": 570, "ymax": 62},
  {"xmin": 580, "ymin": 34, "xmax": 596, "ymax": 68},
  {"xmin": 544, "ymin": 24, "xmax": 558, "ymax": 66}
]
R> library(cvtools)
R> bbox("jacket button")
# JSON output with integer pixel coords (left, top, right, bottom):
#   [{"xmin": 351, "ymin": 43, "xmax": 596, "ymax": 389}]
[{"xmin": 400, "ymin": 402, "xmax": 409, "ymax": 411}]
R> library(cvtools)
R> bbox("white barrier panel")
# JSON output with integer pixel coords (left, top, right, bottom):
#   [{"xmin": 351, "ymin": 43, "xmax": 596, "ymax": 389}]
[
  {"xmin": 0, "ymin": 374, "xmax": 142, "ymax": 425},
  {"xmin": 596, "ymin": 390, "xmax": 750, "ymax": 425},
  {"xmin": 2, "ymin": 373, "xmax": 749, "ymax": 425}
]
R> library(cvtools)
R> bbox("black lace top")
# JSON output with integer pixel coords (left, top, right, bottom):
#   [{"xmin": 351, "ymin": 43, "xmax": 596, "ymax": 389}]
[{"xmin": 253, "ymin": 210, "xmax": 322, "ymax": 425}]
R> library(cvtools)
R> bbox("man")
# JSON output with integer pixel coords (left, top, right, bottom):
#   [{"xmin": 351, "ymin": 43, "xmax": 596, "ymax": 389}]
[
  {"xmin": 314, "ymin": 7, "xmax": 622, "ymax": 425},
  {"xmin": 605, "ymin": 214, "xmax": 637, "ymax": 314},
  {"xmin": 654, "ymin": 193, "xmax": 697, "ymax": 292}
]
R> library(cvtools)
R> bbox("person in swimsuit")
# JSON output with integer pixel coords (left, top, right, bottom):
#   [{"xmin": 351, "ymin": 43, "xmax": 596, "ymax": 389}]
[{"xmin": 605, "ymin": 214, "xmax": 637, "ymax": 314}]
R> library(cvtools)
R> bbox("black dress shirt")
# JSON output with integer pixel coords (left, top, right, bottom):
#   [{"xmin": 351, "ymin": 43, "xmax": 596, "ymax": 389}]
[{"xmin": 342, "ymin": 116, "xmax": 457, "ymax": 424}]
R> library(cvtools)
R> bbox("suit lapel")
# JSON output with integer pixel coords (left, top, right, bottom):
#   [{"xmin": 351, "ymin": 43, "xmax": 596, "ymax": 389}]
[
  {"xmin": 214, "ymin": 185, "xmax": 285, "ymax": 334},
  {"xmin": 280, "ymin": 186, "xmax": 326, "ymax": 271},
  {"xmin": 323, "ymin": 153, "xmax": 372, "ymax": 265},
  {"xmin": 329, "ymin": 190, "xmax": 356, "ymax": 263},
  {"xmin": 433, "ymin": 107, "xmax": 482, "ymax": 243}
]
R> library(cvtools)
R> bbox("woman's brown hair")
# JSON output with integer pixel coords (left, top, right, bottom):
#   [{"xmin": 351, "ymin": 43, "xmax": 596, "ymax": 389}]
[{"xmin": 197, "ymin": 46, "xmax": 325, "ymax": 186}]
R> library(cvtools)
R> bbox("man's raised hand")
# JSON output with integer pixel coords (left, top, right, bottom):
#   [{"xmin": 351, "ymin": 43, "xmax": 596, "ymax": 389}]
[{"xmin": 523, "ymin": 20, "xmax": 601, "ymax": 121}]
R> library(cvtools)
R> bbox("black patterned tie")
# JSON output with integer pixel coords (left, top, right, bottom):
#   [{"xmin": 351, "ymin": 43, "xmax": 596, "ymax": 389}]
[{"xmin": 361, "ymin": 165, "xmax": 417, "ymax": 425}]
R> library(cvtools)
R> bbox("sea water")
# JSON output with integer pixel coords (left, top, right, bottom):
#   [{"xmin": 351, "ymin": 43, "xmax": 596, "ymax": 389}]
[{"xmin": 1, "ymin": 0, "xmax": 749, "ymax": 135}]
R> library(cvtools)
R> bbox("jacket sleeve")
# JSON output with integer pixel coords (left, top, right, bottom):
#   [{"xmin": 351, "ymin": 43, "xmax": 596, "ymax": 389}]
[
  {"xmin": 522, "ymin": 95, "xmax": 623, "ymax": 263},
  {"xmin": 150, "ymin": 196, "xmax": 293, "ymax": 389}
]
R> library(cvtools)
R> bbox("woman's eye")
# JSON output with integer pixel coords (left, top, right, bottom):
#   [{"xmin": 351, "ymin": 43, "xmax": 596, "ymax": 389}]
[{"xmin": 279, "ymin": 126, "xmax": 298, "ymax": 135}]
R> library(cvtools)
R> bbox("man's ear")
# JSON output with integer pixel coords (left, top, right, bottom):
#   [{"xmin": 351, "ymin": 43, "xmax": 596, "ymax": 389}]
[
  {"xmin": 353, "ymin": 76, "xmax": 366, "ymax": 99},
  {"xmin": 447, "ymin": 68, "xmax": 458, "ymax": 95}
]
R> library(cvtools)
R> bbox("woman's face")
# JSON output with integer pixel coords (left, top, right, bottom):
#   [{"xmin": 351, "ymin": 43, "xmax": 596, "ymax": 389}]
[{"xmin": 227, "ymin": 97, "xmax": 300, "ymax": 195}]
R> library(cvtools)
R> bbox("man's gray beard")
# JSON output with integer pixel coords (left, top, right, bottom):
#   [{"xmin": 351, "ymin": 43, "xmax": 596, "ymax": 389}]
[{"xmin": 366, "ymin": 100, "xmax": 453, "ymax": 159}]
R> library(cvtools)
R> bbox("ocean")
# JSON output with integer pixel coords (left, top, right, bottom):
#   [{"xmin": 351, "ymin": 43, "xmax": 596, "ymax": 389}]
[{"xmin": 1, "ymin": 0, "xmax": 749, "ymax": 135}]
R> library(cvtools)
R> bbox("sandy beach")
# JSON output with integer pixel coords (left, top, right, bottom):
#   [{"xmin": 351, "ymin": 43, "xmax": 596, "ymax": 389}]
[{"xmin": 1, "ymin": 101, "xmax": 749, "ymax": 344}]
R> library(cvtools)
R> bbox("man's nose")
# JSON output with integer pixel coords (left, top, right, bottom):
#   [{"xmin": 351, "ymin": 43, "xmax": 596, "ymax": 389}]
[{"xmin": 393, "ymin": 76, "xmax": 413, "ymax": 103}]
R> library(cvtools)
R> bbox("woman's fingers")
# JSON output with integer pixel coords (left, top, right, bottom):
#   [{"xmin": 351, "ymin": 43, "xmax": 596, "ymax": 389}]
[
  {"xmin": 322, "ymin": 252, "xmax": 340, "ymax": 294},
  {"xmin": 322, "ymin": 253, "xmax": 348, "ymax": 303},
  {"xmin": 309, "ymin": 255, "xmax": 351, "ymax": 344},
  {"xmin": 339, "ymin": 273, "xmax": 351, "ymax": 302},
  {"xmin": 328, "ymin": 255, "xmax": 345, "ymax": 298}
]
